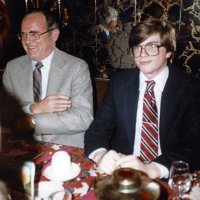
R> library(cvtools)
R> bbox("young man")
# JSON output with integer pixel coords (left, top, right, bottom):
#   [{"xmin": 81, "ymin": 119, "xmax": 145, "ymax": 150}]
[
  {"xmin": 84, "ymin": 18, "xmax": 200, "ymax": 179},
  {"xmin": 3, "ymin": 9, "xmax": 93, "ymax": 147}
]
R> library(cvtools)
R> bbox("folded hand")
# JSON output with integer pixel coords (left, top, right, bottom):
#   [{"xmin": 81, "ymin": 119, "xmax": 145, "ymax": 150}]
[
  {"xmin": 115, "ymin": 155, "xmax": 161, "ymax": 179},
  {"xmin": 30, "ymin": 94, "xmax": 72, "ymax": 114},
  {"xmin": 115, "ymin": 155, "xmax": 146, "ymax": 171},
  {"xmin": 97, "ymin": 150, "xmax": 122, "ymax": 175}
]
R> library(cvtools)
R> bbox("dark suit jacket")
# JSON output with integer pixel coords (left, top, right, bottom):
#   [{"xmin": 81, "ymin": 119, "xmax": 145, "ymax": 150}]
[{"xmin": 85, "ymin": 65, "xmax": 200, "ymax": 171}]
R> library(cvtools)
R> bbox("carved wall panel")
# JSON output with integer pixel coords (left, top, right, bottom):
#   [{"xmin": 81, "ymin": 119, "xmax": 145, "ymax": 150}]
[
  {"xmin": 2, "ymin": 0, "xmax": 200, "ymax": 77},
  {"xmin": 137, "ymin": 0, "xmax": 200, "ymax": 77},
  {"xmin": 75, "ymin": 0, "xmax": 200, "ymax": 77},
  {"xmin": 175, "ymin": 0, "xmax": 200, "ymax": 77}
]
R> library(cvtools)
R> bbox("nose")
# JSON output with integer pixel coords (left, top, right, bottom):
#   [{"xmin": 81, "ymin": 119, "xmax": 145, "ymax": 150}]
[
  {"xmin": 23, "ymin": 33, "xmax": 32, "ymax": 40},
  {"xmin": 22, "ymin": 34, "xmax": 34, "ymax": 45},
  {"xmin": 140, "ymin": 47, "xmax": 148, "ymax": 57}
]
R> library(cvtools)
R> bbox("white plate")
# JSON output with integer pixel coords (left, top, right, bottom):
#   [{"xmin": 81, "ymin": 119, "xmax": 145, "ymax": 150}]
[
  {"xmin": 43, "ymin": 163, "xmax": 81, "ymax": 182},
  {"xmin": 36, "ymin": 181, "xmax": 64, "ymax": 199}
]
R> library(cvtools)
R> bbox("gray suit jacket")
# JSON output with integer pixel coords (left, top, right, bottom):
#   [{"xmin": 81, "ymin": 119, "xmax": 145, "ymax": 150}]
[{"xmin": 3, "ymin": 48, "xmax": 93, "ymax": 147}]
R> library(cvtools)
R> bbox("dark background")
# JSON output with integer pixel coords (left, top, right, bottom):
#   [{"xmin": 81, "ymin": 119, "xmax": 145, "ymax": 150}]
[{"xmin": 1, "ymin": 0, "xmax": 200, "ymax": 78}]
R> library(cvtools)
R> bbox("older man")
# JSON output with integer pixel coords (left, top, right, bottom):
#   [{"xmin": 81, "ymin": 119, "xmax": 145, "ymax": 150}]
[{"xmin": 3, "ymin": 9, "xmax": 93, "ymax": 147}]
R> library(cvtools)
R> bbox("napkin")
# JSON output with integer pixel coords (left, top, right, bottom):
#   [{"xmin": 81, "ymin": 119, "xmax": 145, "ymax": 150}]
[{"xmin": 184, "ymin": 185, "xmax": 200, "ymax": 200}]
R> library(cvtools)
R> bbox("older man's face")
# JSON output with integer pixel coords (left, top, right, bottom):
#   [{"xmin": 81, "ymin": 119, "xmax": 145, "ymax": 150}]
[{"xmin": 20, "ymin": 13, "xmax": 59, "ymax": 61}]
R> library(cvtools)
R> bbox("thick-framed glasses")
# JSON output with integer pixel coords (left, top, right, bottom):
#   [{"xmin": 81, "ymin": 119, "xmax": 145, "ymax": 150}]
[
  {"xmin": 17, "ymin": 29, "xmax": 54, "ymax": 40},
  {"xmin": 130, "ymin": 43, "xmax": 164, "ymax": 58}
]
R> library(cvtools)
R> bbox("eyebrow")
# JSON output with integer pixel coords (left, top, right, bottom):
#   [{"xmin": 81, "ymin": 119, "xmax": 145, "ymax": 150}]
[
  {"xmin": 137, "ymin": 41, "xmax": 162, "ymax": 46},
  {"xmin": 21, "ymin": 31, "xmax": 39, "ymax": 34}
]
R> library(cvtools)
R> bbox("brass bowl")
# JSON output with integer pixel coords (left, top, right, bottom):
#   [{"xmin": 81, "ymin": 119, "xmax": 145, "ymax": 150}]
[
  {"xmin": 114, "ymin": 168, "xmax": 142, "ymax": 194},
  {"xmin": 95, "ymin": 168, "xmax": 161, "ymax": 200}
]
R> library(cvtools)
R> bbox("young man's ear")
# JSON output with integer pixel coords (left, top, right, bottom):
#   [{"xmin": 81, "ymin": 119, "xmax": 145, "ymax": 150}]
[{"xmin": 166, "ymin": 52, "xmax": 172, "ymax": 59}]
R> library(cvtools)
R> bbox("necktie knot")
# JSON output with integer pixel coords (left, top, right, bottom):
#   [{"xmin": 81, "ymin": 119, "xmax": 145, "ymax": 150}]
[
  {"xmin": 35, "ymin": 61, "xmax": 43, "ymax": 70},
  {"xmin": 145, "ymin": 80, "xmax": 155, "ymax": 93}
]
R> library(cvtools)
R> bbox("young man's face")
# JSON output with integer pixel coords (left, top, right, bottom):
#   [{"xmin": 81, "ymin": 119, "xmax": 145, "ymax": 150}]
[{"xmin": 133, "ymin": 33, "xmax": 171, "ymax": 79}]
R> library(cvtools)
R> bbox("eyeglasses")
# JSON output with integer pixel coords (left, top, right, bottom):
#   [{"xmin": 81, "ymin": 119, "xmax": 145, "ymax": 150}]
[
  {"xmin": 17, "ymin": 29, "xmax": 54, "ymax": 40},
  {"xmin": 130, "ymin": 43, "xmax": 164, "ymax": 58}
]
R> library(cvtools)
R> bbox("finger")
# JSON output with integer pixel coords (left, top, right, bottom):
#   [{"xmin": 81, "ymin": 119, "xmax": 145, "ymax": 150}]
[
  {"xmin": 115, "ymin": 155, "xmax": 136, "ymax": 167},
  {"xmin": 118, "ymin": 162, "xmax": 134, "ymax": 169},
  {"xmin": 99, "ymin": 162, "xmax": 115, "ymax": 175},
  {"xmin": 53, "ymin": 107, "xmax": 69, "ymax": 112},
  {"xmin": 53, "ymin": 104, "xmax": 71, "ymax": 111},
  {"xmin": 98, "ymin": 152, "xmax": 117, "ymax": 174},
  {"xmin": 57, "ymin": 99, "xmax": 72, "ymax": 105},
  {"xmin": 47, "ymin": 94, "xmax": 71, "ymax": 100},
  {"xmin": 56, "ymin": 95, "xmax": 71, "ymax": 100},
  {"xmin": 108, "ymin": 150, "xmax": 121, "ymax": 160}
]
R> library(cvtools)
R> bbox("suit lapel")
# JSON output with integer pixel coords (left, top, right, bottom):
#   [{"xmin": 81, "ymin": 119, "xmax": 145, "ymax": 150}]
[
  {"xmin": 46, "ymin": 48, "xmax": 64, "ymax": 94},
  {"xmin": 159, "ymin": 66, "xmax": 181, "ymax": 147},
  {"xmin": 17, "ymin": 58, "xmax": 34, "ymax": 101},
  {"xmin": 122, "ymin": 70, "xmax": 140, "ymax": 149}
]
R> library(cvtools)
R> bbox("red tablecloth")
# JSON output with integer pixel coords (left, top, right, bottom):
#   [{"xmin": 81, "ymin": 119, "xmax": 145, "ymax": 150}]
[
  {"xmin": 1, "ymin": 135, "xmax": 199, "ymax": 200},
  {"xmin": 0, "ymin": 135, "xmax": 98, "ymax": 200},
  {"xmin": 34, "ymin": 143, "xmax": 99, "ymax": 199}
]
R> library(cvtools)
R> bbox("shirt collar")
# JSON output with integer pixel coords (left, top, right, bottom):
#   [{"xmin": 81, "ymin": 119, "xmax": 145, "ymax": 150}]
[
  {"xmin": 139, "ymin": 66, "xmax": 169, "ymax": 92},
  {"xmin": 32, "ymin": 50, "xmax": 54, "ymax": 69}
]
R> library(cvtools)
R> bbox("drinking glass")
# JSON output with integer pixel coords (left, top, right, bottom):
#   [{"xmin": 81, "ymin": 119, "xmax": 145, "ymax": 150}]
[{"xmin": 168, "ymin": 161, "xmax": 191, "ymax": 198}]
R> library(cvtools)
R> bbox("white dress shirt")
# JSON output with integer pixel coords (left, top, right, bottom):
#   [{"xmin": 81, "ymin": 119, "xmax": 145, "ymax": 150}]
[
  {"xmin": 133, "ymin": 66, "xmax": 169, "ymax": 178},
  {"xmin": 134, "ymin": 67, "xmax": 169, "ymax": 156}
]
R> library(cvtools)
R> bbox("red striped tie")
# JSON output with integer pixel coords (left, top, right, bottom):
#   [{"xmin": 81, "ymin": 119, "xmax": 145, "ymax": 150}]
[{"xmin": 140, "ymin": 80, "xmax": 158, "ymax": 161}]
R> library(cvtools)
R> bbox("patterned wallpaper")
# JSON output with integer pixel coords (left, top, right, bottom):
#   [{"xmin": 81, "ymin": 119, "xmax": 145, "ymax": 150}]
[
  {"xmin": 104, "ymin": 0, "xmax": 200, "ymax": 77},
  {"xmin": 2, "ymin": 0, "xmax": 200, "ymax": 77},
  {"xmin": 137, "ymin": 0, "xmax": 200, "ymax": 77},
  {"xmin": 67, "ymin": 0, "xmax": 200, "ymax": 77}
]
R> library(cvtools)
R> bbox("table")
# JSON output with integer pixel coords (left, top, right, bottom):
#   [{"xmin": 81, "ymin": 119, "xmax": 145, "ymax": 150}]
[
  {"xmin": 0, "ymin": 134, "xmax": 98, "ymax": 200},
  {"xmin": 0, "ymin": 134, "xmax": 199, "ymax": 200},
  {"xmin": 34, "ymin": 143, "xmax": 99, "ymax": 199}
]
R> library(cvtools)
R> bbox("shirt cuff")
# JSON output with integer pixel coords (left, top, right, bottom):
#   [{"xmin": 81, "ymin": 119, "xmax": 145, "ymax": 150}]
[
  {"xmin": 22, "ymin": 103, "xmax": 34, "ymax": 115},
  {"xmin": 88, "ymin": 148, "xmax": 107, "ymax": 161},
  {"xmin": 152, "ymin": 162, "xmax": 169, "ymax": 179}
]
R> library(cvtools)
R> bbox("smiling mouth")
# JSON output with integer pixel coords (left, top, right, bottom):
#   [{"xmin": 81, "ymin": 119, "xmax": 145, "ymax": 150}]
[
  {"xmin": 27, "ymin": 46, "xmax": 36, "ymax": 49},
  {"xmin": 140, "ymin": 61, "xmax": 151, "ymax": 65}
]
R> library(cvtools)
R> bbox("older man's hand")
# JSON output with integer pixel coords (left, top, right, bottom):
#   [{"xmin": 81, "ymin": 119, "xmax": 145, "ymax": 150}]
[{"xmin": 30, "ymin": 94, "xmax": 71, "ymax": 114}]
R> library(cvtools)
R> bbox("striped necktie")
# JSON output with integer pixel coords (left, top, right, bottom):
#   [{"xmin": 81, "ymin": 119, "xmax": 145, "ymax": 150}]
[
  {"xmin": 33, "ymin": 61, "xmax": 43, "ymax": 102},
  {"xmin": 140, "ymin": 80, "xmax": 158, "ymax": 162}
]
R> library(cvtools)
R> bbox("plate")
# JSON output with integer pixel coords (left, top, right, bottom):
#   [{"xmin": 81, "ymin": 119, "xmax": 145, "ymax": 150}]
[
  {"xmin": 43, "ymin": 162, "xmax": 81, "ymax": 182},
  {"xmin": 142, "ymin": 181, "xmax": 160, "ymax": 200},
  {"xmin": 140, "ymin": 171, "xmax": 171, "ymax": 200},
  {"xmin": 36, "ymin": 181, "xmax": 64, "ymax": 199},
  {"xmin": 155, "ymin": 179, "xmax": 174, "ymax": 200}
]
